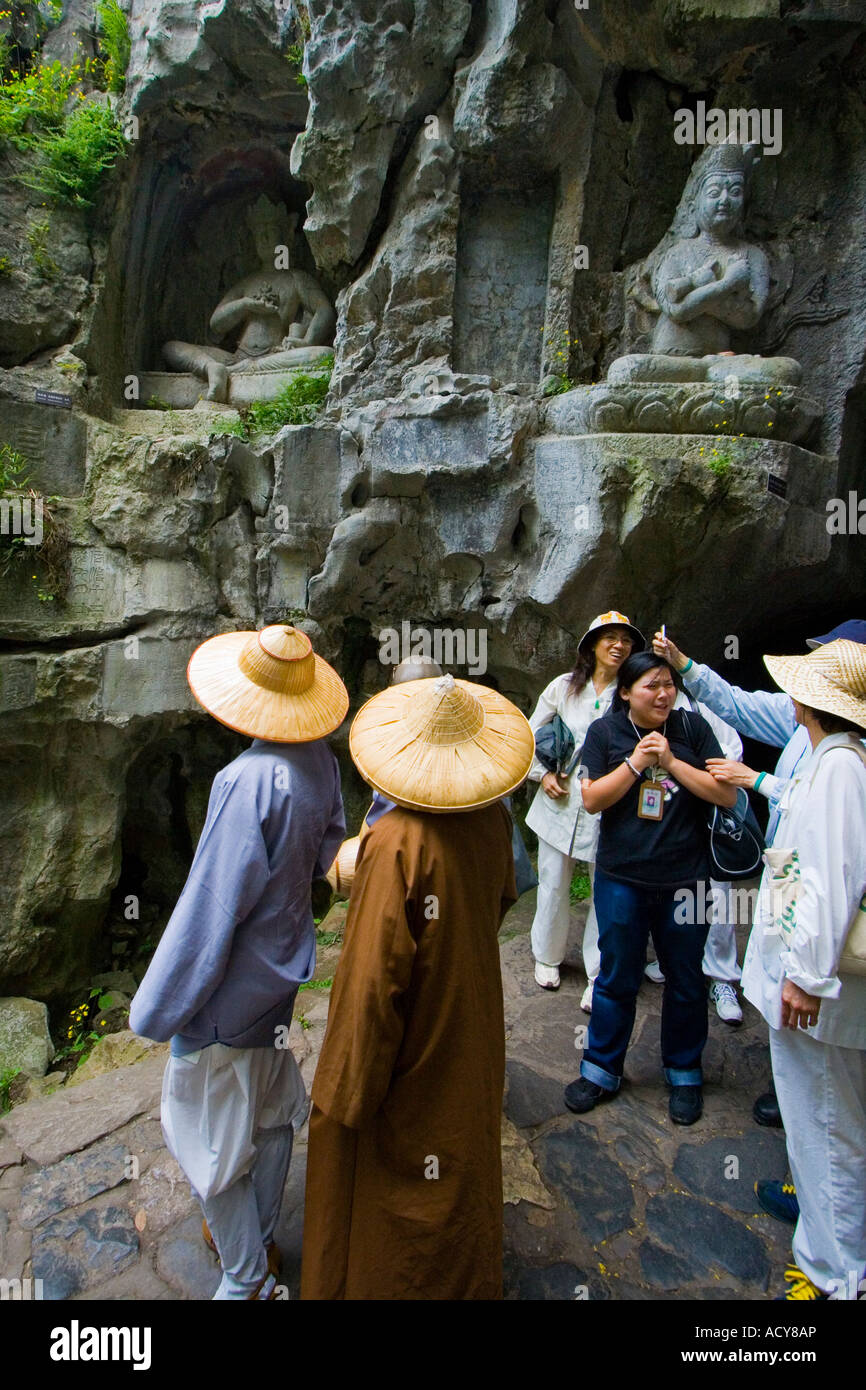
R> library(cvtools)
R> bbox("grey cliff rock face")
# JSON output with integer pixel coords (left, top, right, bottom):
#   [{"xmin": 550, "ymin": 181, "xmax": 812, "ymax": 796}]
[{"xmin": 0, "ymin": 0, "xmax": 864, "ymax": 999}]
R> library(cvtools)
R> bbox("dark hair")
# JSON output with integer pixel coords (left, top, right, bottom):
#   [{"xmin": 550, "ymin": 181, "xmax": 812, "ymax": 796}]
[
  {"xmin": 567, "ymin": 647, "xmax": 595, "ymax": 695},
  {"xmin": 614, "ymin": 652, "xmax": 683, "ymax": 710},
  {"xmin": 802, "ymin": 703, "xmax": 864, "ymax": 737},
  {"xmin": 568, "ymin": 625, "xmax": 640, "ymax": 695}
]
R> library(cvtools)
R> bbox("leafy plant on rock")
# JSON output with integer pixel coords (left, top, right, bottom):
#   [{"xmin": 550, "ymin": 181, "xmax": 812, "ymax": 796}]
[
  {"xmin": 0, "ymin": 13, "xmax": 128, "ymax": 206},
  {"xmin": 0, "ymin": 441, "xmax": 70, "ymax": 602},
  {"xmin": 285, "ymin": 41, "xmax": 306, "ymax": 87},
  {"xmin": 215, "ymin": 356, "xmax": 334, "ymax": 440},
  {"xmin": 26, "ymin": 215, "xmax": 58, "ymax": 277},
  {"xmin": 0, "ymin": 1066, "xmax": 21, "ymax": 1114},
  {"xmin": 570, "ymin": 869, "xmax": 591, "ymax": 903},
  {"xmin": 96, "ymin": 0, "xmax": 131, "ymax": 94},
  {"xmin": 53, "ymin": 989, "xmax": 110, "ymax": 1069},
  {"xmin": 19, "ymin": 100, "xmax": 128, "ymax": 206}
]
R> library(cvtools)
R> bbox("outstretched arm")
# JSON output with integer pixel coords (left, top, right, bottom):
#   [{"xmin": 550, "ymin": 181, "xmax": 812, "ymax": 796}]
[{"xmin": 653, "ymin": 632, "xmax": 796, "ymax": 748}]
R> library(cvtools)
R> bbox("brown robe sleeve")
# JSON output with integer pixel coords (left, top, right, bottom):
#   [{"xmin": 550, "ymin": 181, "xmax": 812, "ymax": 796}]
[{"xmin": 311, "ymin": 815, "xmax": 419, "ymax": 1129}]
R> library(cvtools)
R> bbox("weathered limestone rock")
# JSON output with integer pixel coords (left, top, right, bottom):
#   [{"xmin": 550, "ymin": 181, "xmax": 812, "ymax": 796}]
[
  {"xmin": 0, "ymin": 195, "xmax": 93, "ymax": 367},
  {"xmin": 291, "ymin": 0, "xmax": 472, "ymax": 271},
  {"xmin": 1, "ymin": 1052, "xmax": 165, "ymax": 1167},
  {"xmin": 67, "ymin": 1031, "xmax": 168, "ymax": 1088},
  {"xmin": 6, "ymin": 1071, "xmax": 66, "ymax": 1108},
  {"xmin": 19, "ymin": 1140, "xmax": 130, "ymax": 1228},
  {"xmin": 32, "ymin": 1200, "xmax": 140, "ymax": 1298},
  {"xmin": 0, "ymin": 998, "xmax": 55, "ymax": 1078}
]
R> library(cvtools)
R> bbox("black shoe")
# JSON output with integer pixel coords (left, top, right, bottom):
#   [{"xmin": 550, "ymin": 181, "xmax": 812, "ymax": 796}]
[
  {"xmin": 753, "ymin": 1088, "xmax": 783, "ymax": 1128},
  {"xmin": 670, "ymin": 1085, "xmax": 703, "ymax": 1125},
  {"xmin": 564, "ymin": 1076, "xmax": 615, "ymax": 1114}
]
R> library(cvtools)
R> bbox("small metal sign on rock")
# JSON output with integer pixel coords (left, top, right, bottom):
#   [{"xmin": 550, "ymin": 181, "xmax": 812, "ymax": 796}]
[
  {"xmin": 767, "ymin": 473, "xmax": 788, "ymax": 500},
  {"xmin": 34, "ymin": 389, "xmax": 73, "ymax": 409}
]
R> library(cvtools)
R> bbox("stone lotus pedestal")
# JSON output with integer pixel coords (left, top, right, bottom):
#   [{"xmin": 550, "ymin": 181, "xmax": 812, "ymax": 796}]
[{"xmin": 548, "ymin": 381, "xmax": 822, "ymax": 448}]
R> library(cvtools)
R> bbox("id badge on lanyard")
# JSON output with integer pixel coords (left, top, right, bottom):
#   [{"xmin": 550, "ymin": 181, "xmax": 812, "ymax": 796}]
[{"xmin": 637, "ymin": 777, "xmax": 664, "ymax": 821}]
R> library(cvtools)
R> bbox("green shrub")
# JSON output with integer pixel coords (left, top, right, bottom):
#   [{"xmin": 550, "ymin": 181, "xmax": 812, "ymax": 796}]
[
  {"xmin": 0, "ymin": 441, "xmax": 27, "ymax": 491},
  {"xmin": 0, "ymin": 28, "xmax": 127, "ymax": 206},
  {"xmin": 218, "ymin": 357, "xmax": 334, "ymax": 440},
  {"xmin": 210, "ymin": 413, "xmax": 246, "ymax": 438},
  {"xmin": 569, "ymin": 870, "xmax": 591, "ymax": 903},
  {"xmin": 96, "ymin": 0, "xmax": 131, "ymax": 94},
  {"xmin": 0, "ymin": 1066, "xmax": 21, "ymax": 1114},
  {"xmin": 0, "ymin": 57, "xmax": 80, "ymax": 147},
  {"xmin": 285, "ymin": 41, "xmax": 307, "ymax": 87},
  {"xmin": 242, "ymin": 356, "xmax": 333, "ymax": 434},
  {"xmin": 20, "ymin": 100, "xmax": 127, "ymax": 205},
  {"xmin": 26, "ymin": 216, "xmax": 58, "ymax": 277},
  {"xmin": 0, "ymin": 442, "xmax": 69, "ymax": 602}
]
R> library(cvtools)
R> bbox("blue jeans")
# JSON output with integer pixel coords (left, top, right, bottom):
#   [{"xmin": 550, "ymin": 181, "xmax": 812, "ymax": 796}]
[{"xmin": 580, "ymin": 868, "xmax": 710, "ymax": 1092}]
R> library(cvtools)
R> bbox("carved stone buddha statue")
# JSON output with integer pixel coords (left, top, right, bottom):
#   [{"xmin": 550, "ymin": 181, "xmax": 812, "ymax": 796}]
[
  {"xmin": 608, "ymin": 142, "xmax": 801, "ymax": 387},
  {"xmin": 163, "ymin": 196, "xmax": 336, "ymax": 404}
]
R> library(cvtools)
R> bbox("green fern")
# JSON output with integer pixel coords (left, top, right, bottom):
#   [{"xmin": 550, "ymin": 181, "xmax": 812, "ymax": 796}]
[
  {"xmin": 20, "ymin": 101, "xmax": 127, "ymax": 205},
  {"xmin": 96, "ymin": 0, "xmax": 131, "ymax": 94}
]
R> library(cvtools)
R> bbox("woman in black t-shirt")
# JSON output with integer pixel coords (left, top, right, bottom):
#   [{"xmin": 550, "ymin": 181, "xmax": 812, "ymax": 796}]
[{"xmin": 564, "ymin": 651, "xmax": 737, "ymax": 1126}]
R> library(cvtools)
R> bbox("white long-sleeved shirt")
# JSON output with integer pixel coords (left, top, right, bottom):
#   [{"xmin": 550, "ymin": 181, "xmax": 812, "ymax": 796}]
[
  {"xmin": 524, "ymin": 675, "xmax": 616, "ymax": 858},
  {"xmin": 741, "ymin": 733, "xmax": 866, "ymax": 1048}
]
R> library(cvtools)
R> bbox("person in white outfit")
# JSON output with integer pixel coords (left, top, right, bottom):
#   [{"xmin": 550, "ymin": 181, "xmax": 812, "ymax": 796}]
[
  {"xmin": 730, "ymin": 639, "xmax": 866, "ymax": 1301},
  {"xmin": 525, "ymin": 612, "xmax": 644, "ymax": 1006}
]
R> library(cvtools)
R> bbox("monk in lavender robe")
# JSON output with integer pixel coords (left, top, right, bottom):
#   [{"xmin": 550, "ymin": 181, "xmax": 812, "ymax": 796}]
[{"xmin": 301, "ymin": 801, "xmax": 516, "ymax": 1300}]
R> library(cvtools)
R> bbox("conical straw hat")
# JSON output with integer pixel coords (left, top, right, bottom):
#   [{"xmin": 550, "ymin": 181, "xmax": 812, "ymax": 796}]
[
  {"xmin": 326, "ymin": 835, "xmax": 362, "ymax": 896},
  {"xmin": 187, "ymin": 624, "xmax": 349, "ymax": 741},
  {"xmin": 349, "ymin": 674, "xmax": 534, "ymax": 812},
  {"xmin": 764, "ymin": 639, "xmax": 866, "ymax": 730}
]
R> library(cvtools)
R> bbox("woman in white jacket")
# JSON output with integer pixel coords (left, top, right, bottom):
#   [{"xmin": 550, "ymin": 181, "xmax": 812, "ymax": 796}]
[
  {"xmin": 526, "ymin": 612, "xmax": 644, "ymax": 1002},
  {"xmin": 729, "ymin": 639, "xmax": 866, "ymax": 1301}
]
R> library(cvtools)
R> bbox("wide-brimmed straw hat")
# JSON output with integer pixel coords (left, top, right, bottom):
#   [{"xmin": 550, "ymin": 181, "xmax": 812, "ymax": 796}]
[
  {"xmin": 577, "ymin": 611, "xmax": 645, "ymax": 655},
  {"xmin": 764, "ymin": 639, "xmax": 866, "ymax": 730},
  {"xmin": 349, "ymin": 674, "xmax": 534, "ymax": 812},
  {"xmin": 187, "ymin": 624, "xmax": 349, "ymax": 741},
  {"xmin": 325, "ymin": 835, "xmax": 362, "ymax": 896}
]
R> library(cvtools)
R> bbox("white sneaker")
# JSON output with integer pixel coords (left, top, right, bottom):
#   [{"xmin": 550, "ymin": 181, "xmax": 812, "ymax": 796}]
[
  {"xmin": 710, "ymin": 980, "xmax": 743, "ymax": 1025},
  {"xmin": 580, "ymin": 981, "xmax": 594, "ymax": 1013},
  {"xmin": 534, "ymin": 961, "xmax": 560, "ymax": 990},
  {"xmin": 644, "ymin": 960, "xmax": 665, "ymax": 984}
]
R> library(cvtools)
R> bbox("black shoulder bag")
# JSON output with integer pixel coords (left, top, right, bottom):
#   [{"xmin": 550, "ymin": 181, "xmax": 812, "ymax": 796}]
[{"xmin": 683, "ymin": 706, "xmax": 765, "ymax": 880}]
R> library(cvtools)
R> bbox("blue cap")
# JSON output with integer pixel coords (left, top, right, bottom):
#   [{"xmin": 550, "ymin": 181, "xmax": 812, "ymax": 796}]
[{"xmin": 806, "ymin": 620, "xmax": 866, "ymax": 649}]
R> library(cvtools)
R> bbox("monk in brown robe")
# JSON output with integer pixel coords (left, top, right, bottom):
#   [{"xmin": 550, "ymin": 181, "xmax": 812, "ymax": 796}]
[{"xmin": 301, "ymin": 674, "xmax": 534, "ymax": 1300}]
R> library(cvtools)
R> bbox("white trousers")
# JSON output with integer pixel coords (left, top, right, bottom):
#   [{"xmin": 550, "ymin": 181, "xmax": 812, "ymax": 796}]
[
  {"xmin": 570, "ymin": 865, "xmax": 741, "ymax": 984},
  {"xmin": 161, "ymin": 1042, "xmax": 306, "ymax": 1299},
  {"xmin": 531, "ymin": 839, "xmax": 599, "ymax": 975},
  {"xmin": 701, "ymin": 881, "xmax": 741, "ymax": 983},
  {"xmin": 771, "ymin": 1025, "xmax": 866, "ymax": 1297}
]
